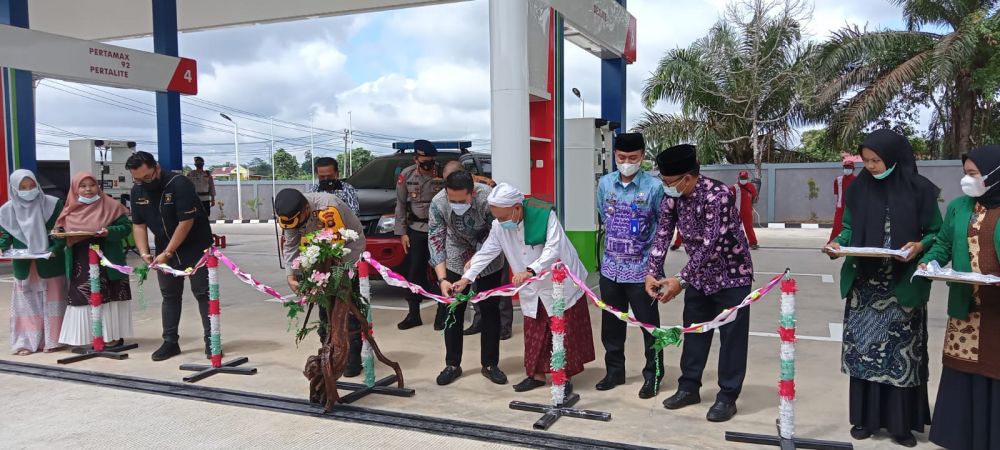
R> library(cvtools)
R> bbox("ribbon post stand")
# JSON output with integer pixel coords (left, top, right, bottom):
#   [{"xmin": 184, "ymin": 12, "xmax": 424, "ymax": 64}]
[
  {"xmin": 336, "ymin": 260, "xmax": 415, "ymax": 403},
  {"xmin": 725, "ymin": 272, "xmax": 853, "ymax": 450},
  {"xmin": 58, "ymin": 247, "xmax": 138, "ymax": 364},
  {"xmin": 179, "ymin": 253, "xmax": 258, "ymax": 382},
  {"xmin": 509, "ymin": 262, "xmax": 611, "ymax": 430}
]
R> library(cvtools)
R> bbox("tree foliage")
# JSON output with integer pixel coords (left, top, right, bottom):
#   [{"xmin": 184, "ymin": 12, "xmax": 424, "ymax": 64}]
[
  {"xmin": 336, "ymin": 147, "xmax": 375, "ymax": 176},
  {"xmin": 273, "ymin": 149, "xmax": 301, "ymax": 180}
]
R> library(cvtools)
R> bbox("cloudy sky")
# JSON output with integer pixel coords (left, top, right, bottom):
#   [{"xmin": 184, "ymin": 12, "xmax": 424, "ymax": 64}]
[{"xmin": 34, "ymin": 0, "xmax": 907, "ymax": 166}]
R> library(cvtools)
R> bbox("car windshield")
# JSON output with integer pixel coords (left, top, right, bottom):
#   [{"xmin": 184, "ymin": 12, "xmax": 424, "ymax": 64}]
[{"xmin": 347, "ymin": 153, "xmax": 463, "ymax": 190}]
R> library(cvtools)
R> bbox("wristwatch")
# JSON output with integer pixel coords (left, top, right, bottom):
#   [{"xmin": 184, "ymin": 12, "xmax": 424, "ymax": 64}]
[
  {"xmin": 526, "ymin": 267, "xmax": 537, "ymax": 276},
  {"xmin": 675, "ymin": 274, "xmax": 690, "ymax": 290}
]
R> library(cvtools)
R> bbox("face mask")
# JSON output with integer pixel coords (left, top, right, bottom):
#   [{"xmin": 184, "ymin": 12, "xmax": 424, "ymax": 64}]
[
  {"xmin": 872, "ymin": 164, "xmax": 896, "ymax": 180},
  {"xmin": 141, "ymin": 176, "xmax": 162, "ymax": 192},
  {"xmin": 961, "ymin": 175, "xmax": 987, "ymax": 197},
  {"xmin": 499, "ymin": 220, "xmax": 518, "ymax": 230},
  {"xmin": 79, "ymin": 194, "xmax": 100, "ymax": 205},
  {"xmin": 843, "ymin": 169, "xmax": 853, "ymax": 175},
  {"xmin": 662, "ymin": 177, "xmax": 685, "ymax": 198},
  {"xmin": 419, "ymin": 160, "xmax": 435, "ymax": 171},
  {"xmin": 739, "ymin": 179, "xmax": 748, "ymax": 185},
  {"xmin": 618, "ymin": 163, "xmax": 640, "ymax": 177},
  {"xmin": 450, "ymin": 202, "xmax": 471, "ymax": 216},
  {"xmin": 195, "ymin": 164, "xmax": 204, "ymax": 170},
  {"xmin": 317, "ymin": 179, "xmax": 342, "ymax": 192},
  {"xmin": 17, "ymin": 188, "xmax": 39, "ymax": 201}
]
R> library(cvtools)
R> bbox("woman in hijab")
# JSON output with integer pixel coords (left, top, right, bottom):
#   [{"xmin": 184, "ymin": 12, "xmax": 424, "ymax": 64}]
[
  {"xmin": 0, "ymin": 169, "xmax": 68, "ymax": 355},
  {"xmin": 823, "ymin": 129, "xmax": 940, "ymax": 447},
  {"xmin": 56, "ymin": 172, "xmax": 134, "ymax": 348},
  {"xmin": 920, "ymin": 145, "xmax": 1000, "ymax": 450}
]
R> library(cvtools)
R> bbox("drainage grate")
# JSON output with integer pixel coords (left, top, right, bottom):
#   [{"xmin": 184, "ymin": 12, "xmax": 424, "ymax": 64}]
[{"xmin": 0, "ymin": 360, "xmax": 661, "ymax": 450}]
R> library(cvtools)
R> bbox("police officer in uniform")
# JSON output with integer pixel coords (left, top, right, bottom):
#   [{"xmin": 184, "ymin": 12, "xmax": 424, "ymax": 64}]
[{"xmin": 395, "ymin": 140, "xmax": 447, "ymax": 330}]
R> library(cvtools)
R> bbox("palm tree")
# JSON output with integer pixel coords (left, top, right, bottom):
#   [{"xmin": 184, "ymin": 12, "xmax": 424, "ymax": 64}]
[
  {"xmin": 815, "ymin": 0, "xmax": 1000, "ymax": 158},
  {"xmin": 638, "ymin": 0, "xmax": 815, "ymax": 176}
]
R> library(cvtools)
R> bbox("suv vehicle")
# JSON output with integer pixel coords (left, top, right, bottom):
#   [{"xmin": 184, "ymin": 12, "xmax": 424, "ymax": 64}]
[{"xmin": 347, "ymin": 142, "xmax": 491, "ymax": 272}]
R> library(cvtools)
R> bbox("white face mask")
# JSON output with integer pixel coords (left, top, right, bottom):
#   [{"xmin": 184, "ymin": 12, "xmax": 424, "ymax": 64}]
[
  {"xmin": 738, "ymin": 179, "xmax": 748, "ymax": 185},
  {"xmin": 450, "ymin": 202, "xmax": 471, "ymax": 216},
  {"xmin": 17, "ymin": 188, "xmax": 39, "ymax": 201},
  {"xmin": 618, "ymin": 163, "xmax": 640, "ymax": 177},
  {"xmin": 961, "ymin": 164, "xmax": 1000, "ymax": 198},
  {"xmin": 79, "ymin": 194, "xmax": 100, "ymax": 205},
  {"xmin": 662, "ymin": 180, "xmax": 683, "ymax": 198},
  {"xmin": 844, "ymin": 168, "xmax": 854, "ymax": 175}
]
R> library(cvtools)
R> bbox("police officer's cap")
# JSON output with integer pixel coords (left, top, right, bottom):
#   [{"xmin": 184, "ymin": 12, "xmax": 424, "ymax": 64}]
[
  {"xmin": 275, "ymin": 189, "xmax": 308, "ymax": 229},
  {"xmin": 414, "ymin": 139, "xmax": 438, "ymax": 157}
]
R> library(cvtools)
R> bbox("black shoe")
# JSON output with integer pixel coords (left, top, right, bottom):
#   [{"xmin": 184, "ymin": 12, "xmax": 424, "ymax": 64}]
[
  {"xmin": 105, "ymin": 338, "xmax": 125, "ymax": 349},
  {"xmin": 706, "ymin": 400, "xmax": 737, "ymax": 422},
  {"xmin": 463, "ymin": 324, "xmax": 481, "ymax": 335},
  {"xmin": 595, "ymin": 372, "xmax": 626, "ymax": 391},
  {"xmin": 670, "ymin": 245, "xmax": 681, "ymax": 251},
  {"xmin": 397, "ymin": 313, "xmax": 423, "ymax": 330},
  {"xmin": 639, "ymin": 378, "xmax": 660, "ymax": 399},
  {"xmin": 151, "ymin": 342, "xmax": 181, "ymax": 362},
  {"xmin": 436, "ymin": 366, "xmax": 463, "ymax": 386},
  {"xmin": 482, "ymin": 366, "xmax": 508, "ymax": 385},
  {"xmin": 850, "ymin": 426, "xmax": 872, "ymax": 440},
  {"xmin": 892, "ymin": 432, "xmax": 916, "ymax": 447},
  {"xmin": 343, "ymin": 365, "xmax": 362, "ymax": 378},
  {"xmin": 513, "ymin": 377, "xmax": 546, "ymax": 392},
  {"xmin": 500, "ymin": 329, "xmax": 512, "ymax": 340},
  {"xmin": 663, "ymin": 390, "xmax": 701, "ymax": 410},
  {"xmin": 751, "ymin": 244, "xmax": 760, "ymax": 250}
]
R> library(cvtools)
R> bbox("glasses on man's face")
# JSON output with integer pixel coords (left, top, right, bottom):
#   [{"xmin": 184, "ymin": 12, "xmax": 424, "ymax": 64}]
[
  {"xmin": 661, "ymin": 175, "xmax": 686, "ymax": 187},
  {"xmin": 132, "ymin": 168, "xmax": 157, "ymax": 184}
]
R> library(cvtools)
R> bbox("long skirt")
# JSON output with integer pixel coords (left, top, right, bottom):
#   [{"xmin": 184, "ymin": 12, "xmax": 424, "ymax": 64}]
[
  {"xmin": 9, "ymin": 263, "xmax": 67, "ymax": 353},
  {"xmin": 523, "ymin": 297, "xmax": 595, "ymax": 378},
  {"xmin": 929, "ymin": 367, "xmax": 1000, "ymax": 450},
  {"xmin": 849, "ymin": 377, "xmax": 931, "ymax": 436},
  {"xmin": 59, "ymin": 243, "xmax": 133, "ymax": 346}
]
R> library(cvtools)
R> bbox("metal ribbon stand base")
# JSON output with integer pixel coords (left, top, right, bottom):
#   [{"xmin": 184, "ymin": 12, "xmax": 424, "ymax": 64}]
[
  {"xmin": 509, "ymin": 263, "xmax": 611, "ymax": 430},
  {"xmin": 335, "ymin": 375, "xmax": 415, "ymax": 404},
  {"xmin": 58, "ymin": 248, "xmax": 139, "ymax": 364},
  {"xmin": 726, "ymin": 273, "xmax": 852, "ymax": 450},
  {"xmin": 179, "ymin": 255, "xmax": 257, "ymax": 383}
]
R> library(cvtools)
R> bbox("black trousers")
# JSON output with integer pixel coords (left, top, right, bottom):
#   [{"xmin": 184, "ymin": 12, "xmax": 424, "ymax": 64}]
[
  {"xmin": 404, "ymin": 229, "xmax": 445, "ymax": 319},
  {"xmin": 317, "ymin": 278, "xmax": 362, "ymax": 371},
  {"xmin": 444, "ymin": 269, "xmax": 502, "ymax": 368},
  {"xmin": 678, "ymin": 285, "xmax": 752, "ymax": 403},
  {"xmin": 158, "ymin": 266, "xmax": 211, "ymax": 345},
  {"xmin": 201, "ymin": 200, "xmax": 212, "ymax": 217},
  {"xmin": 598, "ymin": 276, "xmax": 664, "ymax": 380},
  {"xmin": 470, "ymin": 297, "xmax": 513, "ymax": 333}
]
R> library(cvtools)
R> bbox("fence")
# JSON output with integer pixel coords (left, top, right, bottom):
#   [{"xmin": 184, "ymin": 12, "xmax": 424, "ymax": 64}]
[{"xmin": 210, "ymin": 160, "xmax": 964, "ymax": 223}]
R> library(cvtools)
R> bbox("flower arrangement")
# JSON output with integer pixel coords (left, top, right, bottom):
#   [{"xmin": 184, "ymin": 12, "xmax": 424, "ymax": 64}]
[{"xmin": 283, "ymin": 227, "xmax": 363, "ymax": 342}]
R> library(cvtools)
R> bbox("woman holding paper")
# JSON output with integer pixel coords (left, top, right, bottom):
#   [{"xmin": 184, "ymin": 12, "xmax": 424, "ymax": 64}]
[
  {"xmin": 54, "ymin": 172, "xmax": 134, "ymax": 348},
  {"xmin": 919, "ymin": 145, "xmax": 1000, "ymax": 450},
  {"xmin": 823, "ymin": 129, "xmax": 941, "ymax": 447},
  {"xmin": 0, "ymin": 169, "xmax": 68, "ymax": 355}
]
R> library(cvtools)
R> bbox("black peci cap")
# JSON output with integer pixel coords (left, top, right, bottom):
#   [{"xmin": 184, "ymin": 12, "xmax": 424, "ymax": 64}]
[
  {"xmin": 655, "ymin": 144, "xmax": 698, "ymax": 176},
  {"xmin": 615, "ymin": 132, "xmax": 645, "ymax": 152}
]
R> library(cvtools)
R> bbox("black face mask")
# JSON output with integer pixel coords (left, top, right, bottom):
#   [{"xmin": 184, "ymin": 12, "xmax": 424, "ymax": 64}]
[
  {"xmin": 142, "ymin": 177, "xmax": 162, "ymax": 193},
  {"xmin": 195, "ymin": 164, "xmax": 204, "ymax": 170},
  {"xmin": 419, "ymin": 160, "xmax": 435, "ymax": 171},
  {"xmin": 317, "ymin": 179, "xmax": 343, "ymax": 193}
]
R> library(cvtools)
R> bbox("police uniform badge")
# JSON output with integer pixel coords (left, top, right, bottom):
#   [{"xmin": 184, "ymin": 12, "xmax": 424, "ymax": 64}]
[{"xmin": 164, "ymin": 193, "xmax": 173, "ymax": 204}]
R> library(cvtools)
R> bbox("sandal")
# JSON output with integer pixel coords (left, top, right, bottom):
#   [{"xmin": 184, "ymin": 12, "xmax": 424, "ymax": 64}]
[{"xmin": 15, "ymin": 349, "xmax": 32, "ymax": 356}]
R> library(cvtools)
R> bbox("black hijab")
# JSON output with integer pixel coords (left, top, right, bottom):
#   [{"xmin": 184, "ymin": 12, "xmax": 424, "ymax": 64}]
[
  {"xmin": 963, "ymin": 145, "xmax": 1000, "ymax": 209},
  {"xmin": 845, "ymin": 130, "xmax": 940, "ymax": 256}
]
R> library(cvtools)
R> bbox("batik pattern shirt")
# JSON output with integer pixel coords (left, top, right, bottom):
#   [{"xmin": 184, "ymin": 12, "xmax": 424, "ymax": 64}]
[
  {"xmin": 597, "ymin": 170, "xmax": 662, "ymax": 283},
  {"xmin": 646, "ymin": 175, "xmax": 753, "ymax": 294},
  {"xmin": 428, "ymin": 184, "xmax": 504, "ymax": 276}
]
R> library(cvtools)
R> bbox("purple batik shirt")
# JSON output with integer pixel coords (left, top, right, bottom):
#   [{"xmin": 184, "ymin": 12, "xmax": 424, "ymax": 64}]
[{"xmin": 646, "ymin": 175, "xmax": 754, "ymax": 295}]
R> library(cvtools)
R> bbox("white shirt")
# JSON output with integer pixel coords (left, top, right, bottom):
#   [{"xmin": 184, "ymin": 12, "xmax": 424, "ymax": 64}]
[{"xmin": 463, "ymin": 211, "xmax": 587, "ymax": 319}]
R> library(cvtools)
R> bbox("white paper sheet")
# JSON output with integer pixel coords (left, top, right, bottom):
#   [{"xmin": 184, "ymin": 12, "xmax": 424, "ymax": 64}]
[
  {"xmin": 824, "ymin": 246, "xmax": 911, "ymax": 259},
  {"xmin": 914, "ymin": 261, "xmax": 1000, "ymax": 285},
  {"xmin": 2, "ymin": 249, "xmax": 53, "ymax": 260}
]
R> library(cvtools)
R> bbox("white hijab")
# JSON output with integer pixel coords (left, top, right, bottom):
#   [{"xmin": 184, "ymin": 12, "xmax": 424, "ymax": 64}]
[{"xmin": 0, "ymin": 170, "xmax": 58, "ymax": 253}]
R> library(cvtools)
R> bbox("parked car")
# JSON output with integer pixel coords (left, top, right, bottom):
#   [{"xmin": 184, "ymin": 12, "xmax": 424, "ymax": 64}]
[{"xmin": 347, "ymin": 144, "xmax": 491, "ymax": 273}]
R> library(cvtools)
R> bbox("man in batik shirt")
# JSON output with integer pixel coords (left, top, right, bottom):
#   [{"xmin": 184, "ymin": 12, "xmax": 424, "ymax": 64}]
[
  {"xmin": 595, "ymin": 132, "xmax": 664, "ymax": 399},
  {"xmin": 645, "ymin": 144, "xmax": 754, "ymax": 423}
]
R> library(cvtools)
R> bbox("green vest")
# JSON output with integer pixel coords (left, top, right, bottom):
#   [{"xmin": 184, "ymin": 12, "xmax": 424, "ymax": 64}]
[
  {"xmin": 522, "ymin": 198, "xmax": 553, "ymax": 246},
  {"xmin": 0, "ymin": 199, "xmax": 67, "ymax": 280},
  {"xmin": 919, "ymin": 196, "xmax": 1000, "ymax": 320},
  {"xmin": 832, "ymin": 206, "xmax": 942, "ymax": 307},
  {"xmin": 59, "ymin": 214, "xmax": 134, "ymax": 282}
]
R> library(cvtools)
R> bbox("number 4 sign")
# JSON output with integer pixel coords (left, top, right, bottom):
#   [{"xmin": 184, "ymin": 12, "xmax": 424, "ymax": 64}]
[{"xmin": 0, "ymin": 24, "xmax": 198, "ymax": 95}]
